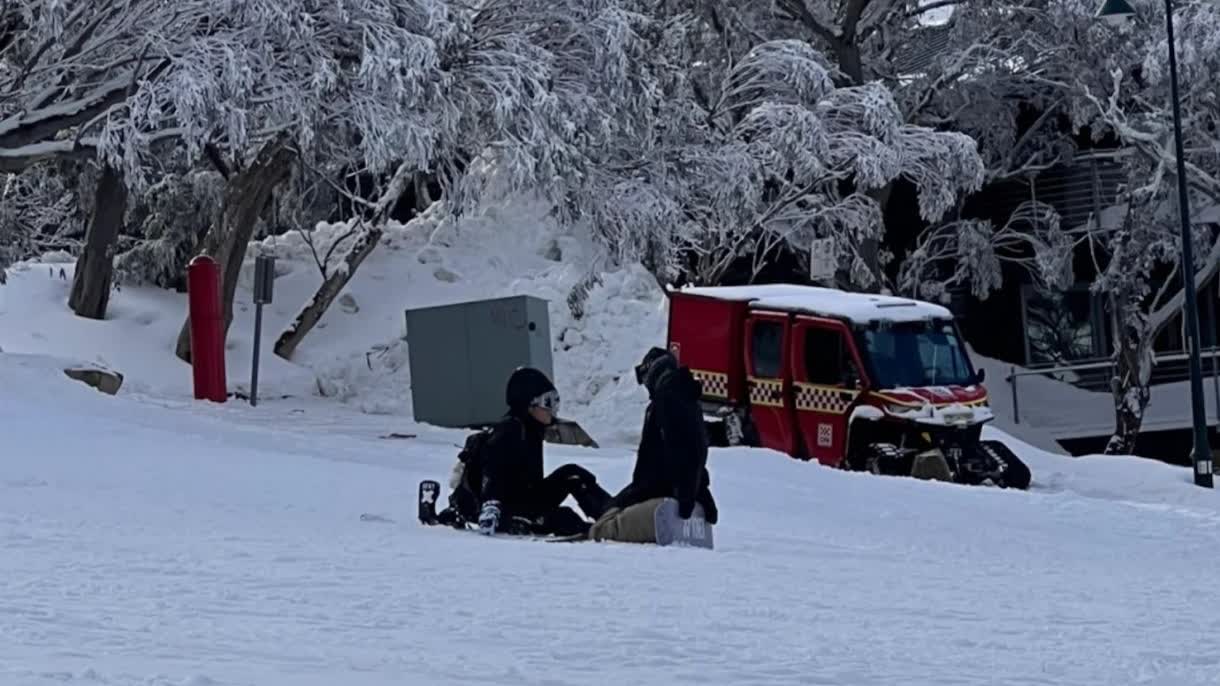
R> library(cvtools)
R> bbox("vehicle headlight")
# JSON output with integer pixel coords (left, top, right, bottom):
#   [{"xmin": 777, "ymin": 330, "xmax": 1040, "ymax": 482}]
[
  {"xmin": 886, "ymin": 403, "xmax": 932, "ymax": 418},
  {"xmin": 943, "ymin": 410, "xmax": 973, "ymax": 425}
]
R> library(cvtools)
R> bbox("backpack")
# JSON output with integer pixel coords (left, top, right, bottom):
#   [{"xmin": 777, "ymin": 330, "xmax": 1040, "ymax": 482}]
[{"xmin": 448, "ymin": 427, "xmax": 494, "ymax": 522}]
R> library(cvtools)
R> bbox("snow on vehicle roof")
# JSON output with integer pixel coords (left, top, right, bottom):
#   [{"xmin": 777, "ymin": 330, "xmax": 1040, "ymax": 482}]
[{"xmin": 677, "ymin": 284, "xmax": 953, "ymax": 323}]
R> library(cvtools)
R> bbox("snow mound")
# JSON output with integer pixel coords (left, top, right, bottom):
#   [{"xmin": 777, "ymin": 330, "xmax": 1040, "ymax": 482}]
[
  {"xmin": 0, "ymin": 261, "xmax": 319, "ymax": 401},
  {"xmin": 0, "ymin": 197, "xmax": 664, "ymax": 444},
  {"xmin": 247, "ymin": 197, "xmax": 665, "ymax": 444}
]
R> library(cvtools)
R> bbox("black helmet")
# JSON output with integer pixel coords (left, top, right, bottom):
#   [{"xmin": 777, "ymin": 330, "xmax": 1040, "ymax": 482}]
[{"xmin": 505, "ymin": 367, "xmax": 557, "ymax": 411}]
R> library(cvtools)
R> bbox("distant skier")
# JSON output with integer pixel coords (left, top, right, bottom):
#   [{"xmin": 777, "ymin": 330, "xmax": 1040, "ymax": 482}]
[
  {"xmin": 589, "ymin": 347, "xmax": 718, "ymax": 544},
  {"xmin": 426, "ymin": 367, "xmax": 611, "ymax": 537}
]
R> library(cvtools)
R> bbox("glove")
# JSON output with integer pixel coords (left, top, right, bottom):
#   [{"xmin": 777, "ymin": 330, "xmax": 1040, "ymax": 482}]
[{"xmin": 478, "ymin": 500, "xmax": 501, "ymax": 535}]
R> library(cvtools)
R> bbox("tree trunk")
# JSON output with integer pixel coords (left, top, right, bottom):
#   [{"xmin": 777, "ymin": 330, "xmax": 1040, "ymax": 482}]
[
  {"xmin": 1105, "ymin": 294, "xmax": 1153, "ymax": 455},
  {"xmin": 175, "ymin": 134, "xmax": 295, "ymax": 362},
  {"xmin": 68, "ymin": 165, "xmax": 127, "ymax": 319},
  {"xmin": 273, "ymin": 161, "xmax": 416, "ymax": 360},
  {"xmin": 273, "ymin": 225, "xmax": 384, "ymax": 360}
]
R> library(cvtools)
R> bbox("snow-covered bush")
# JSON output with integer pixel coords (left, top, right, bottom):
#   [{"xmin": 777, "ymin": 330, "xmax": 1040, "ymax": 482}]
[{"xmin": 115, "ymin": 171, "xmax": 225, "ymax": 289}]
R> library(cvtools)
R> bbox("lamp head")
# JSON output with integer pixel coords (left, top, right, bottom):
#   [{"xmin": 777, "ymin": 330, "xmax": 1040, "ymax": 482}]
[{"xmin": 1095, "ymin": 0, "xmax": 1137, "ymax": 25}]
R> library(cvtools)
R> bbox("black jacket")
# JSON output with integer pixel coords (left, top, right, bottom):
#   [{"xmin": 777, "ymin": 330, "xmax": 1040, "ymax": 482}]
[
  {"xmin": 613, "ymin": 357, "xmax": 718, "ymax": 523},
  {"xmin": 479, "ymin": 412, "xmax": 546, "ymax": 517}
]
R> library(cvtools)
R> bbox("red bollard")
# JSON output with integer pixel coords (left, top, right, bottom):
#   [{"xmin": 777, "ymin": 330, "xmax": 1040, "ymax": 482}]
[{"xmin": 187, "ymin": 255, "xmax": 227, "ymax": 402}]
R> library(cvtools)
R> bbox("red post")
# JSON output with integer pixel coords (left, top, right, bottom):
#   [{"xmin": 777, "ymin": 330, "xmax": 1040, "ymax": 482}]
[{"xmin": 187, "ymin": 255, "xmax": 227, "ymax": 402}]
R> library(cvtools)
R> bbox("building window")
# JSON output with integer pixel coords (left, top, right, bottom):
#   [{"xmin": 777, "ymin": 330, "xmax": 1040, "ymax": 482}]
[{"xmin": 1020, "ymin": 283, "xmax": 1109, "ymax": 365}]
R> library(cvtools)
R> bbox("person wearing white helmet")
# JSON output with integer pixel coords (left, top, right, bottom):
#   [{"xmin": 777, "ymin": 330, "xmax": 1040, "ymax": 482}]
[{"xmin": 429, "ymin": 367, "xmax": 611, "ymax": 537}]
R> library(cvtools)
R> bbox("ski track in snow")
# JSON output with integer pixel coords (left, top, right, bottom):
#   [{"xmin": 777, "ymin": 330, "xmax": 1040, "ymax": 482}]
[{"xmin": 4, "ymin": 364, "xmax": 1220, "ymax": 686}]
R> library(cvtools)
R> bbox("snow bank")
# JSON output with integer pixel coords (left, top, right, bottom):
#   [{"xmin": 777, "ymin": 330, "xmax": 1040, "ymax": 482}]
[
  {"xmin": 246, "ymin": 197, "xmax": 666, "ymax": 443},
  {"xmin": 985, "ymin": 424, "xmax": 1220, "ymax": 511},
  {"xmin": 0, "ymin": 261, "xmax": 320, "ymax": 400},
  {"xmin": 0, "ymin": 197, "xmax": 664, "ymax": 444}
]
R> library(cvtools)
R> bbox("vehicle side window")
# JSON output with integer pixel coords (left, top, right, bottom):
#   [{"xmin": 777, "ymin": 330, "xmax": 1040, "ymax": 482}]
[
  {"xmin": 805, "ymin": 327, "xmax": 857, "ymax": 386},
  {"xmin": 751, "ymin": 320, "xmax": 783, "ymax": 378}
]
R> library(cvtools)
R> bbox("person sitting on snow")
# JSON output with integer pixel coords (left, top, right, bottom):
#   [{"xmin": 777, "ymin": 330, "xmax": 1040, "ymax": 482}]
[
  {"xmin": 445, "ymin": 367, "xmax": 612, "ymax": 537},
  {"xmin": 589, "ymin": 347, "xmax": 718, "ymax": 544}
]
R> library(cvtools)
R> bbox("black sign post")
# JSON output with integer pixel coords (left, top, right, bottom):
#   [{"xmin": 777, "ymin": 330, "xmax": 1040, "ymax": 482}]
[{"xmin": 250, "ymin": 255, "xmax": 275, "ymax": 407}]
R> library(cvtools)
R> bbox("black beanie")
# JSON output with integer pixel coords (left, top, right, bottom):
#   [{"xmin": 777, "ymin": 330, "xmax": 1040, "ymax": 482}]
[
  {"xmin": 635, "ymin": 347, "xmax": 672, "ymax": 385},
  {"xmin": 505, "ymin": 367, "xmax": 556, "ymax": 410}
]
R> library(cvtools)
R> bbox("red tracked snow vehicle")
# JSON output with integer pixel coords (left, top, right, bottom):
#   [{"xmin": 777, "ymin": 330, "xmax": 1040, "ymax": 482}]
[{"xmin": 665, "ymin": 284, "xmax": 1030, "ymax": 489}]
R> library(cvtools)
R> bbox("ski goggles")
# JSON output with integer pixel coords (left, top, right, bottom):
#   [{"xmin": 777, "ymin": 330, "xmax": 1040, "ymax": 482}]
[{"xmin": 531, "ymin": 390, "xmax": 561, "ymax": 416}]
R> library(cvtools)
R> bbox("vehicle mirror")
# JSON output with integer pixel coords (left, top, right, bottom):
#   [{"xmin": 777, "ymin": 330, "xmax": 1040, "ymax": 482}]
[{"xmin": 974, "ymin": 368, "xmax": 986, "ymax": 384}]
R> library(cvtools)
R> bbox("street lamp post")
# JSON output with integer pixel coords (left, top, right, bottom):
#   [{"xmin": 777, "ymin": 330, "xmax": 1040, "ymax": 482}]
[{"xmin": 1096, "ymin": 0, "xmax": 1214, "ymax": 487}]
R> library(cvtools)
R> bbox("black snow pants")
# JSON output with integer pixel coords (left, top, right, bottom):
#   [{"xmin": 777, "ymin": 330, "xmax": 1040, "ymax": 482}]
[{"xmin": 520, "ymin": 464, "xmax": 612, "ymax": 537}]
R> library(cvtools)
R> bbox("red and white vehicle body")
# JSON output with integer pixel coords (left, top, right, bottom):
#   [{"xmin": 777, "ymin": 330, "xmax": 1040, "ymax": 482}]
[{"xmin": 665, "ymin": 284, "xmax": 1029, "ymax": 488}]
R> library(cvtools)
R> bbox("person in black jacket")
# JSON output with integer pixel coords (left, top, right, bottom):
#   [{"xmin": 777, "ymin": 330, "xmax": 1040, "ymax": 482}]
[
  {"xmin": 472, "ymin": 367, "xmax": 611, "ymax": 537},
  {"xmin": 605, "ymin": 347, "xmax": 718, "ymax": 524}
]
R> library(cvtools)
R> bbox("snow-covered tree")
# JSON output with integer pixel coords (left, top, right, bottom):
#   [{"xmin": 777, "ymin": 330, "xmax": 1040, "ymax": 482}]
[
  {"xmin": 115, "ymin": 169, "xmax": 226, "ymax": 290},
  {"xmin": 275, "ymin": 0, "xmax": 672, "ymax": 357},
  {"xmin": 0, "ymin": 164, "xmax": 79, "ymax": 281},
  {"xmin": 897, "ymin": 198, "xmax": 1067, "ymax": 303},
  {"xmin": 600, "ymin": 1, "xmax": 1064, "ymax": 292},
  {"xmin": 0, "ymin": 0, "xmax": 449, "ymax": 328},
  {"xmin": 558, "ymin": 7, "xmax": 985, "ymax": 288},
  {"xmin": 900, "ymin": 0, "xmax": 1220, "ymax": 453}
]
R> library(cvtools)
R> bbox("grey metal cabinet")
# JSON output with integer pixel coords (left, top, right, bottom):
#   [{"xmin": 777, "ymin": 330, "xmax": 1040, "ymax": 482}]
[{"xmin": 405, "ymin": 295, "xmax": 553, "ymax": 428}]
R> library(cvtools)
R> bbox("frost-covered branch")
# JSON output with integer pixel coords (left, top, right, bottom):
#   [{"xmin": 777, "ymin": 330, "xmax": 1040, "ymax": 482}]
[{"xmin": 898, "ymin": 199, "xmax": 1063, "ymax": 302}]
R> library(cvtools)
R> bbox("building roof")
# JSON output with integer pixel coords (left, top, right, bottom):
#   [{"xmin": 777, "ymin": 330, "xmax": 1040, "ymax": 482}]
[
  {"xmin": 676, "ymin": 284, "xmax": 953, "ymax": 324},
  {"xmin": 892, "ymin": 25, "xmax": 954, "ymax": 76}
]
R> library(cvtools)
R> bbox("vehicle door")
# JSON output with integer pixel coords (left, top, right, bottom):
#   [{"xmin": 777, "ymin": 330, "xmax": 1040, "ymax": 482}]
[
  {"xmin": 744, "ymin": 310, "xmax": 800, "ymax": 456},
  {"xmin": 791, "ymin": 316, "xmax": 866, "ymax": 467}
]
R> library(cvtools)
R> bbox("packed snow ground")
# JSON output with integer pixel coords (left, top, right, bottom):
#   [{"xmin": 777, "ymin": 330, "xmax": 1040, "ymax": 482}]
[
  {"xmin": 4, "ymin": 351, "xmax": 1220, "ymax": 686},
  {"xmin": 4, "ymin": 199, "xmax": 1220, "ymax": 684}
]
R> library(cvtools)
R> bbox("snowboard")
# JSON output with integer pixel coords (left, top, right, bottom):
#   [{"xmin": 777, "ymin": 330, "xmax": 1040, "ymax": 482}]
[
  {"xmin": 440, "ymin": 521, "xmax": 589, "ymax": 543},
  {"xmin": 416, "ymin": 478, "xmax": 588, "ymax": 542},
  {"xmin": 652, "ymin": 498, "xmax": 715, "ymax": 550},
  {"xmin": 414, "ymin": 480, "xmax": 713, "ymax": 548}
]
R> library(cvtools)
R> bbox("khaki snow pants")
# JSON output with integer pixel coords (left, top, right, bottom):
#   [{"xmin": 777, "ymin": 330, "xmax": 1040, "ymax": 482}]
[{"xmin": 588, "ymin": 497, "xmax": 667, "ymax": 544}]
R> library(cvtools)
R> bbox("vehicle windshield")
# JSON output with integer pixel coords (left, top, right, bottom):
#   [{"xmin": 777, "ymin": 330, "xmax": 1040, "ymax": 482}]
[{"xmin": 855, "ymin": 320, "xmax": 975, "ymax": 388}]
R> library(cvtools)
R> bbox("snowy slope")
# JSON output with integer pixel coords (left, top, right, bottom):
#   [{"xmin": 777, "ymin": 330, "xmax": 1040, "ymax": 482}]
[
  {"xmin": 5, "ymin": 195, "xmax": 1220, "ymax": 684},
  {"xmin": 4, "ymin": 351, "xmax": 1220, "ymax": 686},
  {"xmin": 0, "ymin": 200, "xmax": 661, "ymax": 446}
]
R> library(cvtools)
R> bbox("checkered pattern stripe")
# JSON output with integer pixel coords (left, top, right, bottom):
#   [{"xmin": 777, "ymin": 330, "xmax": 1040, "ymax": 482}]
[
  {"xmin": 795, "ymin": 383, "xmax": 858, "ymax": 414},
  {"xmin": 748, "ymin": 377, "xmax": 784, "ymax": 408},
  {"xmin": 690, "ymin": 369, "xmax": 729, "ymax": 399}
]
